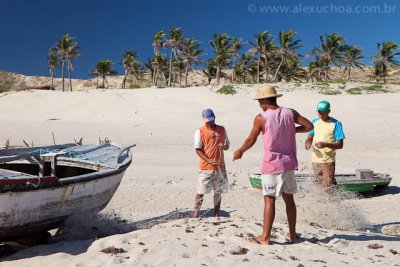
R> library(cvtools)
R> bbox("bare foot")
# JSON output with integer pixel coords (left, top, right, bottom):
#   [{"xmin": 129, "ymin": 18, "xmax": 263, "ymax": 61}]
[
  {"xmin": 246, "ymin": 233, "xmax": 270, "ymax": 245},
  {"xmin": 193, "ymin": 210, "xmax": 199, "ymax": 218},
  {"xmin": 286, "ymin": 233, "xmax": 301, "ymax": 244}
]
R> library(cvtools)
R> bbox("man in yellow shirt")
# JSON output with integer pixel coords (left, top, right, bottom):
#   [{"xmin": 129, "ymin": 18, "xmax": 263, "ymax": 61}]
[{"xmin": 305, "ymin": 101, "xmax": 345, "ymax": 190}]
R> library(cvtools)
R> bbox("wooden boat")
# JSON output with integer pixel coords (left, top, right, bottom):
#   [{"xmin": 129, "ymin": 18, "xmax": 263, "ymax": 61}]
[
  {"xmin": 248, "ymin": 169, "xmax": 392, "ymax": 193},
  {"xmin": 0, "ymin": 142, "xmax": 133, "ymax": 241}
]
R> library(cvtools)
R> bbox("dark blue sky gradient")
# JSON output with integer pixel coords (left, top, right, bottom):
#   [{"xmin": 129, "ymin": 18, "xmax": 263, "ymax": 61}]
[{"xmin": 0, "ymin": 0, "xmax": 399, "ymax": 78}]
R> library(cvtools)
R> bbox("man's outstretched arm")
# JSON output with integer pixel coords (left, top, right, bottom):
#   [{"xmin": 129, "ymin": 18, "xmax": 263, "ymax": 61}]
[{"xmin": 233, "ymin": 115, "xmax": 263, "ymax": 161}]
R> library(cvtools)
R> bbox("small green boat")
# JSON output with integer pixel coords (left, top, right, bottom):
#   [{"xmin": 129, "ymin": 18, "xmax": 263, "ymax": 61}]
[{"xmin": 249, "ymin": 169, "xmax": 392, "ymax": 193}]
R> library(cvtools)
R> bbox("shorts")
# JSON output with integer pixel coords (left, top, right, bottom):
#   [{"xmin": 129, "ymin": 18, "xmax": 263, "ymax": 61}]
[
  {"xmin": 261, "ymin": 170, "xmax": 297, "ymax": 197},
  {"xmin": 312, "ymin": 162, "xmax": 336, "ymax": 188},
  {"xmin": 197, "ymin": 169, "xmax": 228, "ymax": 195}
]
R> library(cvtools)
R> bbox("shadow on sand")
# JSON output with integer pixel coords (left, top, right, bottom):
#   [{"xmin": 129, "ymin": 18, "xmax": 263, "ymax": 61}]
[
  {"xmin": 360, "ymin": 186, "xmax": 400, "ymax": 198},
  {"xmin": 318, "ymin": 232, "xmax": 400, "ymax": 244},
  {"xmin": 1, "ymin": 209, "xmax": 232, "ymax": 261}
]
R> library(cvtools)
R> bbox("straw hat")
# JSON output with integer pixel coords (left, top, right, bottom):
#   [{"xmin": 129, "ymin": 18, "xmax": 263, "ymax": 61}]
[{"xmin": 253, "ymin": 85, "xmax": 283, "ymax": 100}]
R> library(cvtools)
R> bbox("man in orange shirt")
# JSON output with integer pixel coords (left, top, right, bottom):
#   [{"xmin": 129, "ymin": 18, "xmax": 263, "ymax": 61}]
[{"xmin": 194, "ymin": 109, "xmax": 230, "ymax": 218}]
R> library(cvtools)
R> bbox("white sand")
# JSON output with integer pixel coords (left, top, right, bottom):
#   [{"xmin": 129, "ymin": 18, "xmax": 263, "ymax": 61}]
[{"xmin": 1, "ymin": 84, "xmax": 400, "ymax": 266}]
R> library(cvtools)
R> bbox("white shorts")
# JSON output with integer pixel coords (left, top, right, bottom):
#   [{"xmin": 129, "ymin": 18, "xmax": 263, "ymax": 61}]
[
  {"xmin": 197, "ymin": 170, "xmax": 228, "ymax": 195},
  {"xmin": 261, "ymin": 170, "xmax": 297, "ymax": 197}
]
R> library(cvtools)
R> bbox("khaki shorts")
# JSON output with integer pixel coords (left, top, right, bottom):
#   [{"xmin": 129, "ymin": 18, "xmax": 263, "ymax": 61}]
[
  {"xmin": 197, "ymin": 170, "xmax": 228, "ymax": 195},
  {"xmin": 261, "ymin": 170, "xmax": 297, "ymax": 197}
]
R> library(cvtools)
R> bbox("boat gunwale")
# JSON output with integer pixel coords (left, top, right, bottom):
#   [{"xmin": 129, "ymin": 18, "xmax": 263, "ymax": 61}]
[{"xmin": 0, "ymin": 150, "xmax": 132, "ymax": 193}]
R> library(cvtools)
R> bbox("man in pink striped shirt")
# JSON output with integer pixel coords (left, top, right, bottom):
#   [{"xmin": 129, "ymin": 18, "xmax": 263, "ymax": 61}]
[{"xmin": 233, "ymin": 85, "xmax": 313, "ymax": 245}]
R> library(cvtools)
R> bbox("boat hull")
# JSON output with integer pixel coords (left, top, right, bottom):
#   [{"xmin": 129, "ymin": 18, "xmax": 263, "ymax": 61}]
[
  {"xmin": 0, "ymin": 170, "xmax": 125, "ymax": 241},
  {"xmin": 249, "ymin": 173, "xmax": 392, "ymax": 193}
]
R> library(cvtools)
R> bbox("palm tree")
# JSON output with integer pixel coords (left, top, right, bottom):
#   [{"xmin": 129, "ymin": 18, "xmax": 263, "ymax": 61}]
[
  {"xmin": 149, "ymin": 53, "xmax": 168, "ymax": 86},
  {"xmin": 249, "ymin": 31, "xmax": 276, "ymax": 83},
  {"xmin": 180, "ymin": 38, "xmax": 205, "ymax": 86},
  {"xmin": 371, "ymin": 41, "xmax": 400, "ymax": 83},
  {"xmin": 202, "ymin": 59, "xmax": 217, "ymax": 85},
  {"xmin": 235, "ymin": 53, "xmax": 254, "ymax": 83},
  {"xmin": 91, "ymin": 60, "xmax": 118, "ymax": 88},
  {"xmin": 166, "ymin": 27, "xmax": 184, "ymax": 87},
  {"xmin": 152, "ymin": 31, "xmax": 166, "ymax": 86},
  {"xmin": 130, "ymin": 60, "xmax": 145, "ymax": 86},
  {"xmin": 307, "ymin": 58, "xmax": 324, "ymax": 82},
  {"xmin": 121, "ymin": 50, "xmax": 138, "ymax": 88},
  {"xmin": 371, "ymin": 63, "xmax": 384, "ymax": 82},
  {"xmin": 172, "ymin": 57, "xmax": 186, "ymax": 86},
  {"xmin": 50, "ymin": 34, "xmax": 80, "ymax": 91},
  {"xmin": 209, "ymin": 33, "xmax": 232, "ymax": 85},
  {"xmin": 311, "ymin": 33, "xmax": 346, "ymax": 81},
  {"xmin": 273, "ymin": 30, "xmax": 303, "ymax": 81},
  {"xmin": 279, "ymin": 58, "xmax": 308, "ymax": 82},
  {"xmin": 342, "ymin": 45, "xmax": 365, "ymax": 81},
  {"xmin": 229, "ymin": 37, "xmax": 244, "ymax": 83},
  {"xmin": 48, "ymin": 52, "xmax": 59, "ymax": 90}
]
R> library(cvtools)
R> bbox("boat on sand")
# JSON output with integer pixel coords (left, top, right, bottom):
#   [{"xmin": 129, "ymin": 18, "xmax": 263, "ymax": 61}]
[
  {"xmin": 0, "ymin": 142, "xmax": 133, "ymax": 242},
  {"xmin": 249, "ymin": 169, "xmax": 392, "ymax": 193}
]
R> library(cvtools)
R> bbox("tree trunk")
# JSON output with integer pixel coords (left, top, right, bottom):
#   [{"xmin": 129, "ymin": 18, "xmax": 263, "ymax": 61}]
[
  {"xmin": 185, "ymin": 65, "xmax": 189, "ymax": 86},
  {"xmin": 216, "ymin": 66, "xmax": 221, "ymax": 85},
  {"xmin": 102, "ymin": 75, "xmax": 105, "ymax": 88},
  {"xmin": 273, "ymin": 56, "xmax": 284, "ymax": 82},
  {"xmin": 155, "ymin": 69, "xmax": 159, "ymax": 86},
  {"xmin": 50, "ymin": 70, "xmax": 54, "ymax": 90},
  {"xmin": 161, "ymin": 71, "xmax": 167, "ymax": 85},
  {"xmin": 67, "ymin": 61, "xmax": 72, "ymax": 91},
  {"xmin": 264, "ymin": 57, "xmax": 269, "ymax": 81},
  {"xmin": 325, "ymin": 65, "xmax": 329, "ymax": 81},
  {"xmin": 256, "ymin": 55, "xmax": 261, "ymax": 83},
  {"xmin": 122, "ymin": 70, "xmax": 127, "ymax": 89},
  {"xmin": 231, "ymin": 58, "xmax": 236, "ymax": 83},
  {"xmin": 168, "ymin": 49, "xmax": 174, "ymax": 87},
  {"xmin": 152, "ymin": 68, "xmax": 157, "ymax": 86},
  {"xmin": 347, "ymin": 66, "xmax": 351, "ymax": 81},
  {"xmin": 61, "ymin": 59, "xmax": 65, "ymax": 92}
]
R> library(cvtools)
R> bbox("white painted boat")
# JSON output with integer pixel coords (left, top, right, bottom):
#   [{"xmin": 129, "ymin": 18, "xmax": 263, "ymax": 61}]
[{"xmin": 0, "ymin": 142, "xmax": 133, "ymax": 241}]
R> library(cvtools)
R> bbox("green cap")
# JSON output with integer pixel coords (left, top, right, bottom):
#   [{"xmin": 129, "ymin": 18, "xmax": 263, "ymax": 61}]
[{"xmin": 317, "ymin": 100, "xmax": 330, "ymax": 112}]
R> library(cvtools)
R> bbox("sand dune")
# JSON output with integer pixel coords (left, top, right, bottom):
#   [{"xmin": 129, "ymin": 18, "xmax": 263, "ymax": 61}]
[{"xmin": 0, "ymin": 85, "xmax": 399, "ymax": 266}]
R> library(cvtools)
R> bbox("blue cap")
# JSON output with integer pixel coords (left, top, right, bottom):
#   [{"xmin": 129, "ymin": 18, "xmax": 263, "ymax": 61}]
[{"xmin": 202, "ymin": 109, "xmax": 215, "ymax": 122}]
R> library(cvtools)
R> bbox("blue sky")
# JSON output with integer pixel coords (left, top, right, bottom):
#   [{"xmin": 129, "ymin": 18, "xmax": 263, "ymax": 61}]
[{"xmin": 0, "ymin": 0, "xmax": 399, "ymax": 78}]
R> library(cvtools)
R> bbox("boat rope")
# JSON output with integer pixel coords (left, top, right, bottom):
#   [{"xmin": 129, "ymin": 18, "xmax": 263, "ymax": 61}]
[
  {"xmin": 36, "ymin": 148, "xmax": 103, "ymax": 165},
  {"xmin": 26, "ymin": 176, "xmax": 41, "ymax": 188}
]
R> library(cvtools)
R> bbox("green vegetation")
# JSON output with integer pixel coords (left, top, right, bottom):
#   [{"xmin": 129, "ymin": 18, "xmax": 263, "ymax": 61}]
[
  {"xmin": 129, "ymin": 84, "xmax": 142, "ymax": 89},
  {"xmin": 216, "ymin": 85, "xmax": 237, "ymax": 95},
  {"xmin": 347, "ymin": 84, "xmax": 389, "ymax": 95},
  {"xmin": 319, "ymin": 88, "xmax": 342, "ymax": 95},
  {"xmin": 312, "ymin": 81, "xmax": 342, "ymax": 95},
  {"xmin": 346, "ymin": 88, "xmax": 362, "ymax": 95}
]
